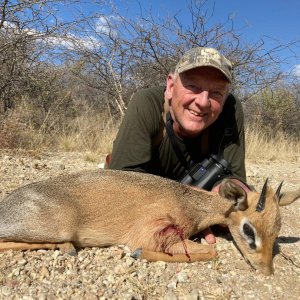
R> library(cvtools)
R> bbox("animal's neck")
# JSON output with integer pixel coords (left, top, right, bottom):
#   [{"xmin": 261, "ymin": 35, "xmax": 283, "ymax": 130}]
[{"xmin": 185, "ymin": 192, "xmax": 233, "ymax": 231}]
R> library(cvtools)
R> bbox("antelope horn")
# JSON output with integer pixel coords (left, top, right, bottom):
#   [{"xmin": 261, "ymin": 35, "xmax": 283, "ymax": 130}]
[
  {"xmin": 275, "ymin": 181, "xmax": 284, "ymax": 199},
  {"xmin": 256, "ymin": 178, "xmax": 268, "ymax": 212}
]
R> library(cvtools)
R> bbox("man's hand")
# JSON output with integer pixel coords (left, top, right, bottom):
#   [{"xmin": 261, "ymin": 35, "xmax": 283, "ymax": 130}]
[{"xmin": 202, "ymin": 227, "xmax": 216, "ymax": 244}]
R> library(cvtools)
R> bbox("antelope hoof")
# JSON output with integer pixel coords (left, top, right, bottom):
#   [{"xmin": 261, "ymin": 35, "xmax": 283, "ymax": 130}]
[
  {"xmin": 57, "ymin": 242, "xmax": 78, "ymax": 256},
  {"xmin": 131, "ymin": 248, "xmax": 143, "ymax": 260}
]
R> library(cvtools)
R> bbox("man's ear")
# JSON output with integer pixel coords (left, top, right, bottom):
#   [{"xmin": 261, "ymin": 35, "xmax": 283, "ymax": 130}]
[
  {"xmin": 165, "ymin": 73, "xmax": 175, "ymax": 100},
  {"xmin": 219, "ymin": 179, "xmax": 248, "ymax": 211}
]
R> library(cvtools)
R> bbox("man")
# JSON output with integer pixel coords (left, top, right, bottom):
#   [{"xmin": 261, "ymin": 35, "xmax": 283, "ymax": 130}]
[{"xmin": 108, "ymin": 47, "xmax": 250, "ymax": 243}]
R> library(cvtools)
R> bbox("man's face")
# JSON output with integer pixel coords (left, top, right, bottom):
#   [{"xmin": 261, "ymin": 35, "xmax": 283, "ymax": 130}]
[{"xmin": 166, "ymin": 66, "xmax": 229, "ymax": 138}]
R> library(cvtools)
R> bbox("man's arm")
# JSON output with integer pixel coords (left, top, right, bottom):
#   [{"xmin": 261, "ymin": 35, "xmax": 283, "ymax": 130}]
[
  {"xmin": 223, "ymin": 95, "xmax": 247, "ymax": 183},
  {"xmin": 109, "ymin": 87, "xmax": 164, "ymax": 172}
]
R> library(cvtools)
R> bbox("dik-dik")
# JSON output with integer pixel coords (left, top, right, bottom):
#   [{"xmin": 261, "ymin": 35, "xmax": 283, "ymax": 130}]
[{"xmin": 0, "ymin": 169, "xmax": 299, "ymax": 275}]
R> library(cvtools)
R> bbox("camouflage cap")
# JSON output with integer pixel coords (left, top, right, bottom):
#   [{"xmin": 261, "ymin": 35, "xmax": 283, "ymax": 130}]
[{"xmin": 175, "ymin": 47, "xmax": 232, "ymax": 83}]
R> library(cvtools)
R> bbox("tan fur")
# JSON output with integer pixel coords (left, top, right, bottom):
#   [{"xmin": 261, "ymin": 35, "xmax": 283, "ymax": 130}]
[{"xmin": 0, "ymin": 169, "xmax": 299, "ymax": 275}]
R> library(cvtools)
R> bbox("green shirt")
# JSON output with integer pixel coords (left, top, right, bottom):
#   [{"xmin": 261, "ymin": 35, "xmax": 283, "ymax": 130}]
[{"xmin": 110, "ymin": 86, "xmax": 246, "ymax": 183}]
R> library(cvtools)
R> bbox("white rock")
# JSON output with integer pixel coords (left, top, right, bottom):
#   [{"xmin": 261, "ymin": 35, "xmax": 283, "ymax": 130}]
[{"xmin": 177, "ymin": 271, "xmax": 188, "ymax": 282}]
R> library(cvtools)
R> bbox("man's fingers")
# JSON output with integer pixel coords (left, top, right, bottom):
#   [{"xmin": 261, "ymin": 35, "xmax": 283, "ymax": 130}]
[{"xmin": 202, "ymin": 227, "xmax": 216, "ymax": 244}]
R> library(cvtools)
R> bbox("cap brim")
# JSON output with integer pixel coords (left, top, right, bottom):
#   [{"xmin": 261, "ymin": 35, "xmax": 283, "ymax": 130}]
[{"xmin": 176, "ymin": 63, "xmax": 232, "ymax": 83}]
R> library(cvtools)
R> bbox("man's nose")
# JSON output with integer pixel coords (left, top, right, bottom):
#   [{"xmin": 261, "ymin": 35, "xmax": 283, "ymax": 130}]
[{"xmin": 194, "ymin": 91, "xmax": 210, "ymax": 107}]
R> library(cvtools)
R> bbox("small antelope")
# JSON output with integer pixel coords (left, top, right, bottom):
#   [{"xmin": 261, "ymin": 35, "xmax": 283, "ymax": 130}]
[{"xmin": 0, "ymin": 170, "xmax": 299, "ymax": 275}]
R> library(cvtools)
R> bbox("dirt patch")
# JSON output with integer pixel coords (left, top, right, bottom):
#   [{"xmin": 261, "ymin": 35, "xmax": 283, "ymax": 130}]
[{"xmin": 0, "ymin": 149, "xmax": 299, "ymax": 299}]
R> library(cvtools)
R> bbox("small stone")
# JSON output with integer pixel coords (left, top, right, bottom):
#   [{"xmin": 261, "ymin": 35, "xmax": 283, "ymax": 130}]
[
  {"xmin": 177, "ymin": 272, "xmax": 188, "ymax": 283},
  {"xmin": 164, "ymin": 290, "xmax": 177, "ymax": 300},
  {"xmin": 40, "ymin": 266, "xmax": 50, "ymax": 278},
  {"xmin": 124, "ymin": 257, "xmax": 134, "ymax": 267},
  {"xmin": 51, "ymin": 162, "xmax": 65, "ymax": 170},
  {"xmin": 155, "ymin": 261, "xmax": 167, "ymax": 269},
  {"xmin": 113, "ymin": 265, "xmax": 126, "ymax": 274},
  {"xmin": 18, "ymin": 258, "xmax": 27, "ymax": 266},
  {"xmin": 2, "ymin": 286, "xmax": 11, "ymax": 297},
  {"xmin": 182, "ymin": 291, "xmax": 198, "ymax": 300},
  {"xmin": 12, "ymin": 268, "xmax": 20, "ymax": 276},
  {"xmin": 52, "ymin": 250, "xmax": 60, "ymax": 259},
  {"xmin": 167, "ymin": 281, "xmax": 177, "ymax": 289},
  {"xmin": 58, "ymin": 164, "xmax": 65, "ymax": 170}
]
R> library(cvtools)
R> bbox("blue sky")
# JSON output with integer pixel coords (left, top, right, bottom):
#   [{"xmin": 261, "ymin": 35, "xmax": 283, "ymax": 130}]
[{"xmin": 61, "ymin": 0, "xmax": 300, "ymax": 76}]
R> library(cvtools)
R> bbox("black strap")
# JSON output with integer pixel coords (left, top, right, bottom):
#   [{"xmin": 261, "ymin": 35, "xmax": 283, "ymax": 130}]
[{"xmin": 165, "ymin": 112, "xmax": 190, "ymax": 170}]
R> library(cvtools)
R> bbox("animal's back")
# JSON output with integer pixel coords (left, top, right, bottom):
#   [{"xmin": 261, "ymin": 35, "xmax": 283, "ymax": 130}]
[{"xmin": 0, "ymin": 170, "xmax": 196, "ymax": 247}]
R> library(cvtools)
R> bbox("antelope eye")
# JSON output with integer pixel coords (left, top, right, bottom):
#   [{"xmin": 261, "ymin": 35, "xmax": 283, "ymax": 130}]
[
  {"xmin": 243, "ymin": 223, "xmax": 255, "ymax": 241},
  {"xmin": 243, "ymin": 223, "xmax": 257, "ymax": 249}
]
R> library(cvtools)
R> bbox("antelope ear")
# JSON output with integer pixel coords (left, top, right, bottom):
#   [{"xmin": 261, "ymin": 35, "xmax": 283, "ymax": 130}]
[
  {"xmin": 219, "ymin": 179, "xmax": 248, "ymax": 211},
  {"xmin": 278, "ymin": 191, "xmax": 300, "ymax": 206}
]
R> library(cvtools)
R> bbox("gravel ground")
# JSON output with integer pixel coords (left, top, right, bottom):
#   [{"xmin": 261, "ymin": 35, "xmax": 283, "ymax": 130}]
[{"xmin": 0, "ymin": 149, "xmax": 299, "ymax": 300}]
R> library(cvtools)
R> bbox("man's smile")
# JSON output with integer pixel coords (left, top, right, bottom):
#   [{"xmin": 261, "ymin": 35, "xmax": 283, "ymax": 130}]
[{"xmin": 187, "ymin": 108, "xmax": 207, "ymax": 118}]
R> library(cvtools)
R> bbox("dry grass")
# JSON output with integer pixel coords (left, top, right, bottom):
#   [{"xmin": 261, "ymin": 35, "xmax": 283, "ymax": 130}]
[
  {"xmin": 1, "ymin": 109, "xmax": 299, "ymax": 163},
  {"xmin": 55, "ymin": 113, "xmax": 120, "ymax": 158},
  {"xmin": 0, "ymin": 109, "xmax": 120, "ymax": 162},
  {"xmin": 52, "ymin": 119, "xmax": 300, "ymax": 163},
  {"xmin": 245, "ymin": 124, "xmax": 300, "ymax": 162}
]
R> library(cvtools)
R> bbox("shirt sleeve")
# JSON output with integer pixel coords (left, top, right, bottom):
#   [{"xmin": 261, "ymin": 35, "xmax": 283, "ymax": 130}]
[
  {"xmin": 223, "ymin": 96, "xmax": 247, "ymax": 183},
  {"xmin": 109, "ymin": 88, "xmax": 163, "ymax": 172}
]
